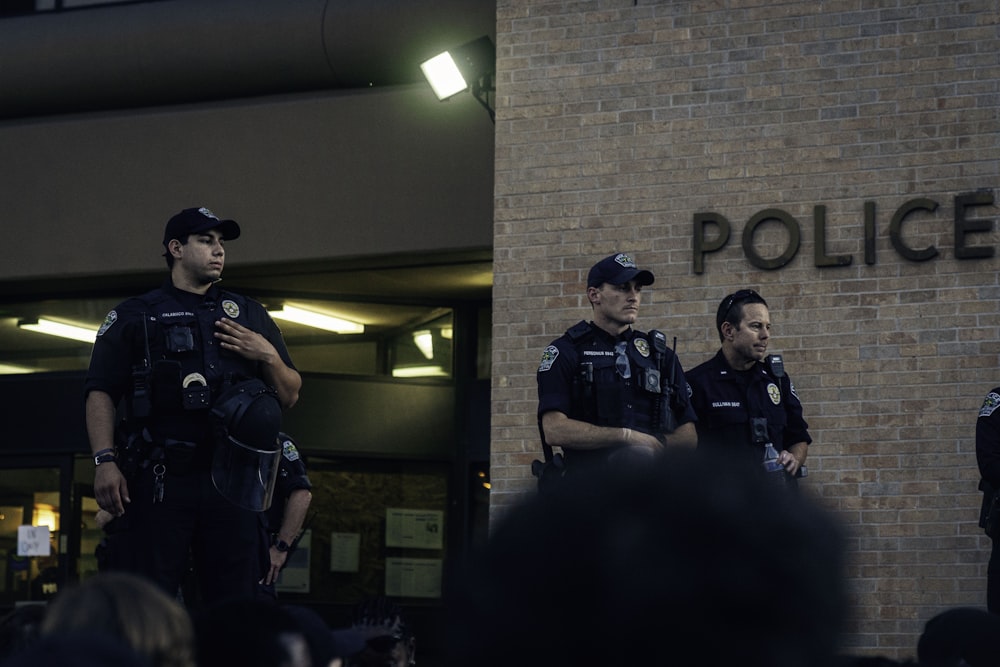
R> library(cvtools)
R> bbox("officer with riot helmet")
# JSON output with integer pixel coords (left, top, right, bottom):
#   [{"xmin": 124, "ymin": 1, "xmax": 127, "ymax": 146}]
[
  {"xmin": 686, "ymin": 289, "xmax": 810, "ymax": 484},
  {"xmin": 85, "ymin": 206, "xmax": 302, "ymax": 606},
  {"xmin": 534, "ymin": 253, "xmax": 697, "ymax": 486}
]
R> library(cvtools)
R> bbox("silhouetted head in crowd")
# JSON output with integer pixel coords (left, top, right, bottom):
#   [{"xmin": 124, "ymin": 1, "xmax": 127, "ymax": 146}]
[
  {"xmin": 350, "ymin": 596, "xmax": 416, "ymax": 667},
  {"xmin": 282, "ymin": 604, "xmax": 365, "ymax": 667},
  {"xmin": 917, "ymin": 607, "xmax": 1000, "ymax": 667},
  {"xmin": 194, "ymin": 598, "xmax": 309, "ymax": 667},
  {"xmin": 0, "ymin": 632, "xmax": 151, "ymax": 667},
  {"xmin": 0, "ymin": 603, "xmax": 45, "ymax": 662},
  {"xmin": 39, "ymin": 571, "xmax": 194, "ymax": 667},
  {"xmin": 447, "ymin": 447, "xmax": 848, "ymax": 667}
]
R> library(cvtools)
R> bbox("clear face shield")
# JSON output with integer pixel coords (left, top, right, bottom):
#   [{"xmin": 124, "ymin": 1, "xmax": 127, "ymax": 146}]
[
  {"xmin": 211, "ymin": 434, "xmax": 282, "ymax": 511},
  {"xmin": 210, "ymin": 378, "xmax": 283, "ymax": 511}
]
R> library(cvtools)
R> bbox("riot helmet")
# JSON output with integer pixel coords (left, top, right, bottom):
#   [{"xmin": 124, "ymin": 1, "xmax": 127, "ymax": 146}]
[{"xmin": 210, "ymin": 378, "xmax": 283, "ymax": 511}]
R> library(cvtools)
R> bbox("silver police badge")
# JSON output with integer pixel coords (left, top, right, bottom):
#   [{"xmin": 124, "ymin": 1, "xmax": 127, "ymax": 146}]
[
  {"xmin": 222, "ymin": 300, "xmax": 240, "ymax": 318},
  {"xmin": 767, "ymin": 383, "xmax": 781, "ymax": 405}
]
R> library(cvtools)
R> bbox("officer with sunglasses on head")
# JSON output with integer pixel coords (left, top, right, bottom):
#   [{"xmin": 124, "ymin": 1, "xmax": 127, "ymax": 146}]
[
  {"xmin": 534, "ymin": 253, "xmax": 697, "ymax": 486},
  {"xmin": 686, "ymin": 290, "xmax": 810, "ymax": 485}
]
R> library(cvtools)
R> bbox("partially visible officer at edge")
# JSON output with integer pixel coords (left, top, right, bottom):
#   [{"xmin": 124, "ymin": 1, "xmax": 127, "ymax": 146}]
[
  {"xmin": 535, "ymin": 252, "xmax": 698, "ymax": 483},
  {"xmin": 84, "ymin": 206, "xmax": 302, "ymax": 605},
  {"xmin": 686, "ymin": 289, "xmax": 810, "ymax": 482},
  {"xmin": 974, "ymin": 386, "xmax": 1000, "ymax": 613},
  {"xmin": 258, "ymin": 432, "xmax": 313, "ymax": 598}
]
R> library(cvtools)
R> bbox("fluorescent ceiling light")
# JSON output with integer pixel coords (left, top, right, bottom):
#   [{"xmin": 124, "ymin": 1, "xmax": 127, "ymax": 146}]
[
  {"xmin": 413, "ymin": 330, "xmax": 433, "ymax": 359},
  {"xmin": 0, "ymin": 362, "xmax": 37, "ymax": 374},
  {"xmin": 18, "ymin": 318, "xmax": 97, "ymax": 344},
  {"xmin": 268, "ymin": 305, "xmax": 364, "ymax": 334},
  {"xmin": 420, "ymin": 51, "xmax": 469, "ymax": 100},
  {"xmin": 392, "ymin": 365, "xmax": 447, "ymax": 378}
]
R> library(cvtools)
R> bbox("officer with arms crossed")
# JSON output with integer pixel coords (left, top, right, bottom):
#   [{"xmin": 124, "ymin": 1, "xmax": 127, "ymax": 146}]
[
  {"xmin": 85, "ymin": 206, "xmax": 302, "ymax": 605},
  {"xmin": 686, "ymin": 289, "xmax": 810, "ymax": 483},
  {"xmin": 535, "ymin": 253, "xmax": 697, "ymax": 482}
]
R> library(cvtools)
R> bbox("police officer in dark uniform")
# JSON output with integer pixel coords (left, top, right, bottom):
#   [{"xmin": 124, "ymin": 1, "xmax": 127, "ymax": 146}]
[
  {"xmin": 974, "ymin": 386, "xmax": 1000, "ymax": 612},
  {"xmin": 258, "ymin": 432, "xmax": 313, "ymax": 598},
  {"xmin": 686, "ymin": 289, "xmax": 810, "ymax": 482},
  {"xmin": 85, "ymin": 206, "xmax": 302, "ymax": 606},
  {"xmin": 535, "ymin": 253, "xmax": 697, "ymax": 481}
]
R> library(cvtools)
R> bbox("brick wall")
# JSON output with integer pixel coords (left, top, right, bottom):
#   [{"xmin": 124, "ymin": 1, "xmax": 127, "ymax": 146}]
[{"xmin": 492, "ymin": 0, "xmax": 1000, "ymax": 658}]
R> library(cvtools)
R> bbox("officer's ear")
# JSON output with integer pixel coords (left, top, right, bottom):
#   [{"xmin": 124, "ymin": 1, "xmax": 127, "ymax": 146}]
[
  {"xmin": 721, "ymin": 320, "xmax": 737, "ymax": 340},
  {"xmin": 167, "ymin": 239, "xmax": 184, "ymax": 260},
  {"xmin": 587, "ymin": 285, "xmax": 601, "ymax": 305}
]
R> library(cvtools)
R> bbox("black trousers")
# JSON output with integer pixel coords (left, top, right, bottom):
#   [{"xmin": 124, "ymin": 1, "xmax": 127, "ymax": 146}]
[
  {"xmin": 989, "ymin": 535, "xmax": 1000, "ymax": 614},
  {"xmin": 104, "ymin": 462, "xmax": 260, "ymax": 607}
]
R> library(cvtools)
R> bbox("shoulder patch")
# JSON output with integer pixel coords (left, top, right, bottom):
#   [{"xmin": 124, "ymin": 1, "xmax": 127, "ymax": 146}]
[
  {"xmin": 282, "ymin": 439, "xmax": 301, "ymax": 462},
  {"xmin": 97, "ymin": 310, "xmax": 118, "ymax": 337},
  {"xmin": 980, "ymin": 392, "xmax": 1000, "ymax": 418},
  {"xmin": 539, "ymin": 345, "xmax": 559, "ymax": 372}
]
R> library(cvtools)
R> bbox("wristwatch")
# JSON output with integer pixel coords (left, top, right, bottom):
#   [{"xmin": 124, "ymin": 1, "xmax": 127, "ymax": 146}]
[
  {"xmin": 274, "ymin": 538, "xmax": 291, "ymax": 552},
  {"xmin": 94, "ymin": 448, "xmax": 117, "ymax": 466}
]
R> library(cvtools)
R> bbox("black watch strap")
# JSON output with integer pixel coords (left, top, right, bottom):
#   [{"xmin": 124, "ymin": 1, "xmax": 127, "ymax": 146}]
[
  {"xmin": 94, "ymin": 448, "xmax": 117, "ymax": 466},
  {"xmin": 274, "ymin": 538, "xmax": 291, "ymax": 552}
]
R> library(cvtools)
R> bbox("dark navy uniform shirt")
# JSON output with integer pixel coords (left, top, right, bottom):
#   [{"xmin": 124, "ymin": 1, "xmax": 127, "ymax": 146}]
[
  {"xmin": 85, "ymin": 280, "xmax": 294, "ymax": 445},
  {"xmin": 537, "ymin": 320, "xmax": 696, "ymax": 467},
  {"xmin": 686, "ymin": 349, "xmax": 811, "ymax": 468},
  {"xmin": 265, "ymin": 437, "xmax": 313, "ymax": 534},
  {"xmin": 976, "ymin": 387, "xmax": 1000, "ymax": 490}
]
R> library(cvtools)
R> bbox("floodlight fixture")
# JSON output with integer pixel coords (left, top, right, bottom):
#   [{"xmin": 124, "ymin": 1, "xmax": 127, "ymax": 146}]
[{"xmin": 420, "ymin": 35, "xmax": 496, "ymax": 122}]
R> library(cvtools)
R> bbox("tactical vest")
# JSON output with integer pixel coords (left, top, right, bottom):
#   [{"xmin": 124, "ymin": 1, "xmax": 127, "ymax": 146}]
[
  {"xmin": 127, "ymin": 287, "xmax": 261, "ymax": 442},
  {"xmin": 564, "ymin": 321, "xmax": 669, "ymax": 433}
]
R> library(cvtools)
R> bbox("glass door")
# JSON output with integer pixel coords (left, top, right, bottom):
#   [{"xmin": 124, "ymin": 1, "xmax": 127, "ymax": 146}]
[{"xmin": 0, "ymin": 459, "xmax": 70, "ymax": 607}]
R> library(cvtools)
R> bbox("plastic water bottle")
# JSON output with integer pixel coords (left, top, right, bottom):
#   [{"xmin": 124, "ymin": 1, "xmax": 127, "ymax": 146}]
[{"xmin": 762, "ymin": 442, "xmax": 784, "ymax": 473}]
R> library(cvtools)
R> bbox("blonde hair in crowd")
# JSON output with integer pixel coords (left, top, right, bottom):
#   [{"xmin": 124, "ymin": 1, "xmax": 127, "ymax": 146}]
[{"xmin": 40, "ymin": 571, "xmax": 195, "ymax": 667}]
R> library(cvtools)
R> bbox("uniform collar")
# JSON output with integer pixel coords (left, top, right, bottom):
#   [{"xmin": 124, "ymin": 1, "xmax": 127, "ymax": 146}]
[
  {"xmin": 165, "ymin": 278, "xmax": 221, "ymax": 302},
  {"xmin": 713, "ymin": 349, "xmax": 765, "ymax": 377},
  {"xmin": 589, "ymin": 322, "xmax": 635, "ymax": 345}
]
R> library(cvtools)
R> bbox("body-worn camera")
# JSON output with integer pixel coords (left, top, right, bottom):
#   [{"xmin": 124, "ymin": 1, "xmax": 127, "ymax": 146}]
[
  {"xmin": 642, "ymin": 368, "xmax": 661, "ymax": 393},
  {"xmin": 165, "ymin": 324, "xmax": 195, "ymax": 353},
  {"xmin": 751, "ymin": 416, "xmax": 769, "ymax": 444}
]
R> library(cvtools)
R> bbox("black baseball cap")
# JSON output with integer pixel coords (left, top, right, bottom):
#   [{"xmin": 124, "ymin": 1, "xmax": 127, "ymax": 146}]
[
  {"xmin": 587, "ymin": 253, "xmax": 655, "ymax": 288},
  {"xmin": 162, "ymin": 207, "xmax": 240, "ymax": 247}
]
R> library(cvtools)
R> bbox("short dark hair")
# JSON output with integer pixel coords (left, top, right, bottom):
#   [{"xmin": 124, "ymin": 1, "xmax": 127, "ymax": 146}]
[{"xmin": 716, "ymin": 289, "xmax": 768, "ymax": 342}]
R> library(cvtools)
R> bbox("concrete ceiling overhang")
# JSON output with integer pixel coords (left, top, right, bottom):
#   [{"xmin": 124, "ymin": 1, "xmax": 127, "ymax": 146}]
[{"xmin": 0, "ymin": 0, "xmax": 496, "ymax": 119}]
